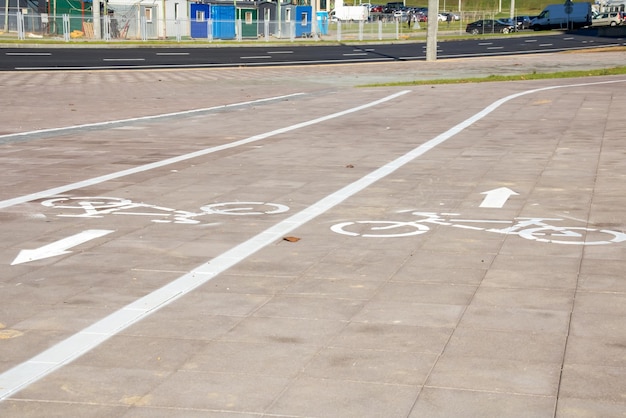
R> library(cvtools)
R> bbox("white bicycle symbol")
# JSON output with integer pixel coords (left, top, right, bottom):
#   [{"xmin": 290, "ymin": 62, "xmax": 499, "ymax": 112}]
[
  {"xmin": 331, "ymin": 211, "xmax": 626, "ymax": 246},
  {"xmin": 40, "ymin": 196, "xmax": 289, "ymax": 224}
]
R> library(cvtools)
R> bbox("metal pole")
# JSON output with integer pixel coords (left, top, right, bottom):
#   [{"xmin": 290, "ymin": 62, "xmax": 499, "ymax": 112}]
[
  {"xmin": 234, "ymin": 0, "xmax": 237, "ymax": 39},
  {"xmin": 162, "ymin": 0, "xmax": 167, "ymax": 38},
  {"xmin": 312, "ymin": 0, "xmax": 318, "ymax": 40},
  {"xmin": 277, "ymin": 0, "xmax": 281, "ymax": 39},
  {"xmin": 17, "ymin": 11, "xmax": 24, "ymax": 39},
  {"xmin": 510, "ymin": 0, "xmax": 515, "ymax": 31},
  {"xmin": 3, "ymin": 0, "xmax": 9, "ymax": 33},
  {"xmin": 93, "ymin": 0, "xmax": 101, "ymax": 39}
]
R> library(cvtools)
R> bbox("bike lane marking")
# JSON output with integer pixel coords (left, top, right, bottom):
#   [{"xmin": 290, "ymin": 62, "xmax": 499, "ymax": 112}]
[
  {"xmin": 2, "ymin": 79, "xmax": 626, "ymax": 401},
  {"xmin": 11, "ymin": 229, "xmax": 114, "ymax": 265},
  {"xmin": 0, "ymin": 91, "xmax": 406, "ymax": 211},
  {"xmin": 479, "ymin": 187, "xmax": 519, "ymax": 208},
  {"xmin": 330, "ymin": 214, "xmax": 626, "ymax": 244},
  {"xmin": 0, "ymin": 93, "xmax": 303, "ymax": 145}
]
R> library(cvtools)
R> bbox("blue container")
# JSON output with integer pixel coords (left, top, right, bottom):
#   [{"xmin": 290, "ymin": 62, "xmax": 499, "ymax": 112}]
[
  {"xmin": 316, "ymin": 11, "xmax": 328, "ymax": 35},
  {"xmin": 190, "ymin": 3, "xmax": 210, "ymax": 38},
  {"xmin": 294, "ymin": 5, "xmax": 312, "ymax": 37},
  {"xmin": 211, "ymin": 4, "xmax": 236, "ymax": 39}
]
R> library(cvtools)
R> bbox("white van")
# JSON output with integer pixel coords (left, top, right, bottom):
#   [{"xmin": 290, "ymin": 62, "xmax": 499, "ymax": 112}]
[{"xmin": 530, "ymin": 2, "xmax": 592, "ymax": 30}]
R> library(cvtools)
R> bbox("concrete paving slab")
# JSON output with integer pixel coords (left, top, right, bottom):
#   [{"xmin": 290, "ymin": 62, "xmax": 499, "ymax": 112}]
[{"xmin": 1, "ymin": 49, "xmax": 626, "ymax": 417}]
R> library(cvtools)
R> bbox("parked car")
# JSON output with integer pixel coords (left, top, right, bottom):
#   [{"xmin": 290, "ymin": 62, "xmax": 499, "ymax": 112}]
[
  {"xmin": 530, "ymin": 3, "xmax": 592, "ymax": 30},
  {"xmin": 383, "ymin": 2, "xmax": 405, "ymax": 13},
  {"xmin": 499, "ymin": 16, "xmax": 531, "ymax": 30},
  {"xmin": 411, "ymin": 10, "xmax": 428, "ymax": 22},
  {"xmin": 441, "ymin": 12, "xmax": 460, "ymax": 21},
  {"xmin": 393, "ymin": 10, "xmax": 409, "ymax": 22},
  {"xmin": 515, "ymin": 15, "xmax": 532, "ymax": 29},
  {"xmin": 499, "ymin": 18, "xmax": 517, "ymax": 28},
  {"xmin": 592, "ymin": 11, "xmax": 622, "ymax": 27},
  {"xmin": 466, "ymin": 19, "xmax": 515, "ymax": 34}
]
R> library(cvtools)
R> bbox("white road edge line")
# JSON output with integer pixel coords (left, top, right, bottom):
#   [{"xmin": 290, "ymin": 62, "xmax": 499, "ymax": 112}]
[
  {"xmin": 0, "ymin": 93, "xmax": 304, "ymax": 142},
  {"xmin": 2, "ymin": 79, "xmax": 625, "ymax": 401},
  {"xmin": 0, "ymin": 93, "xmax": 306, "ymax": 210}
]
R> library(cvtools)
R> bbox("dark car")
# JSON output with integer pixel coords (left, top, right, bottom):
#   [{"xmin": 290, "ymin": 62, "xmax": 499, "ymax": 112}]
[
  {"xmin": 515, "ymin": 15, "xmax": 532, "ymax": 29},
  {"xmin": 383, "ymin": 1, "xmax": 405, "ymax": 13},
  {"xmin": 499, "ymin": 16, "xmax": 531, "ymax": 30},
  {"xmin": 465, "ymin": 19, "xmax": 515, "ymax": 35}
]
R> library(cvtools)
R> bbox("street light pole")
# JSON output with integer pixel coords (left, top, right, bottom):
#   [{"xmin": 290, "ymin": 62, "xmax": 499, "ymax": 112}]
[{"xmin": 426, "ymin": 0, "xmax": 438, "ymax": 61}]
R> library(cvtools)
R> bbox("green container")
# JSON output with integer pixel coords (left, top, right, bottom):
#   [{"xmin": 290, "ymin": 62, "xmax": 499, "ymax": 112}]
[{"xmin": 238, "ymin": 8, "xmax": 258, "ymax": 38}]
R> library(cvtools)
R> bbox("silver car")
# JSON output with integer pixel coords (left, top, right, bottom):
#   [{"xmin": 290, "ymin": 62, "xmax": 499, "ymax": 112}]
[{"xmin": 592, "ymin": 12, "xmax": 622, "ymax": 27}]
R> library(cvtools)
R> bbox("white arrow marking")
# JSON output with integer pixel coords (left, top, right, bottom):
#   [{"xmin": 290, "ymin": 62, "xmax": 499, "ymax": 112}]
[
  {"xmin": 479, "ymin": 187, "xmax": 519, "ymax": 208},
  {"xmin": 11, "ymin": 229, "xmax": 114, "ymax": 265}
]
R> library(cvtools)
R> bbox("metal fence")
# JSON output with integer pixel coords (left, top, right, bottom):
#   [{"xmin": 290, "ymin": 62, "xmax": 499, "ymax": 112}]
[{"xmin": 1, "ymin": 10, "xmax": 502, "ymax": 43}]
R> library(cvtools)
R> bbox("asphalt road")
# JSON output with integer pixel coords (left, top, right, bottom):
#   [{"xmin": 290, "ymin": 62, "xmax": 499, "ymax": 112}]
[{"xmin": 1, "ymin": 31, "xmax": 625, "ymax": 70}]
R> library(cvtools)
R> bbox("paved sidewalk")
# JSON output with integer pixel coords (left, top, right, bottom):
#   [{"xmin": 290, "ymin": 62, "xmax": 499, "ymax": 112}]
[
  {"xmin": 1, "ymin": 49, "xmax": 625, "ymax": 137},
  {"xmin": 0, "ymin": 49, "xmax": 625, "ymax": 417}
]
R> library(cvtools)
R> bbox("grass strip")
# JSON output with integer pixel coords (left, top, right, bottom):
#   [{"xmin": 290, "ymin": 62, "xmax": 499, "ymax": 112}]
[{"xmin": 363, "ymin": 66, "xmax": 626, "ymax": 87}]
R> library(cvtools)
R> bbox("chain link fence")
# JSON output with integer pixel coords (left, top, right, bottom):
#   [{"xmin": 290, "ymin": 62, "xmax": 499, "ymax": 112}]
[{"xmin": 1, "ymin": 8, "xmax": 510, "ymax": 43}]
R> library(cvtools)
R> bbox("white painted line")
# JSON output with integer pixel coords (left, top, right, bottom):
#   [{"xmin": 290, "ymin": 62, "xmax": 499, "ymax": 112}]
[
  {"xmin": 0, "ymin": 92, "xmax": 397, "ymax": 212},
  {"xmin": 5, "ymin": 52, "xmax": 52, "ymax": 56},
  {"xmin": 0, "ymin": 90, "xmax": 409, "ymax": 401},
  {"xmin": 267, "ymin": 51, "xmax": 294, "ymax": 54},
  {"xmin": 478, "ymin": 42, "xmax": 493, "ymax": 45},
  {"xmin": 2, "ymin": 79, "xmax": 626, "ymax": 401},
  {"xmin": 487, "ymin": 47, "xmax": 504, "ymax": 50},
  {"xmin": 102, "ymin": 58, "xmax": 146, "ymax": 62},
  {"xmin": 240, "ymin": 55, "xmax": 272, "ymax": 59},
  {"xmin": 479, "ymin": 187, "xmax": 519, "ymax": 208},
  {"xmin": 539, "ymin": 43, "xmax": 553, "ymax": 47},
  {"xmin": 0, "ymin": 96, "xmax": 307, "ymax": 208},
  {"xmin": 524, "ymin": 39, "xmax": 538, "ymax": 42},
  {"xmin": 13, "ymin": 57, "xmax": 394, "ymax": 71},
  {"xmin": 438, "ymin": 43, "xmax": 623, "ymax": 59},
  {"xmin": 0, "ymin": 93, "xmax": 303, "ymax": 145},
  {"xmin": 343, "ymin": 53, "xmax": 368, "ymax": 56},
  {"xmin": 11, "ymin": 230, "xmax": 114, "ymax": 265},
  {"xmin": 156, "ymin": 52, "xmax": 190, "ymax": 56}
]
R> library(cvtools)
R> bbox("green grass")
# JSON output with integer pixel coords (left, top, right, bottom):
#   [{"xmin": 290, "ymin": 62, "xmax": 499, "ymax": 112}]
[
  {"xmin": 361, "ymin": 65, "xmax": 626, "ymax": 87},
  {"xmin": 405, "ymin": 0, "xmax": 556, "ymax": 14}
]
